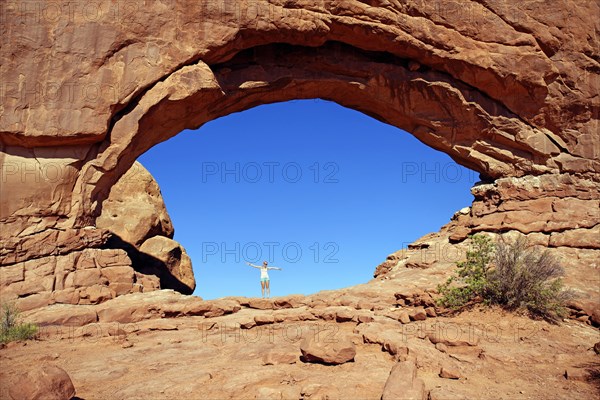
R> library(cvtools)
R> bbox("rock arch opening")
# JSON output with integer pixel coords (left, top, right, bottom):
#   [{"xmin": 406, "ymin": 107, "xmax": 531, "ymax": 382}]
[{"xmin": 133, "ymin": 99, "xmax": 477, "ymax": 298}]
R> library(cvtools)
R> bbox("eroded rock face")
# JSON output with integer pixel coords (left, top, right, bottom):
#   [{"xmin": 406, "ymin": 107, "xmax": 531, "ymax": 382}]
[
  {"xmin": 0, "ymin": 159, "xmax": 194, "ymax": 309},
  {"xmin": 0, "ymin": 247, "xmax": 160, "ymax": 312},
  {"xmin": 0, "ymin": 1, "xmax": 598, "ymax": 308}
]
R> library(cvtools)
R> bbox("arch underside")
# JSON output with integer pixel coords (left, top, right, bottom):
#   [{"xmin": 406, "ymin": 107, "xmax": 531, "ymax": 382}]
[{"xmin": 71, "ymin": 40, "xmax": 565, "ymax": 226}]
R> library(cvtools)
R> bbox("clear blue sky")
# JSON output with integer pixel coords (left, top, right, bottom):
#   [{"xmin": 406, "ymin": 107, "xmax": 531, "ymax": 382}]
[{"xmin": 138, "ymin": 100, "xmax": 477, "ymax": 299}]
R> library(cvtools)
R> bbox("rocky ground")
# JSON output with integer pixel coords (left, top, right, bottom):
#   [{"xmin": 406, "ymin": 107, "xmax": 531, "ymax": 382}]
[{"xmin": 2, "ymin": 237, "xmax": 599, "ymax": 400}]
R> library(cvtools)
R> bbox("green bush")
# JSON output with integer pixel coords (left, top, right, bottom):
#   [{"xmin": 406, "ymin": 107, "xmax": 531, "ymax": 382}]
[
  {"xmin": 0, "ymin": 302, "xmax": 38, "ymax": 344},
  {"xmin": 437, "ymin": 234, "xmax": 495, "ymax": 308},
  {"xmin": 437, "ymin": 234, "xmax": 571, "ymax": 321}
]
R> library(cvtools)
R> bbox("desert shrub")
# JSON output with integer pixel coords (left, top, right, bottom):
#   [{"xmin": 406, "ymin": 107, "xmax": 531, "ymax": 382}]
[
  {"xmin": 487, "ymin": 237, "xmax": 572, "ymax": 319},
  {"xmin": 0, "ymin": 302, "xmax": 38, "ymax": 344},
  {"xmin": 437, "ymin": 234, "xmax": 571, "ymax": 321},
  {"xmin": 437, "ymin": 234, "xmax": 495, "ymax": 308}
]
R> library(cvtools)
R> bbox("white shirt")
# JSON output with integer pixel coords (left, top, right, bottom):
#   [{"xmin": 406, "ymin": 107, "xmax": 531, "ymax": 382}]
[{"xmin": 260, "ymin": 266, "xmax": 269, "ymax": 279}]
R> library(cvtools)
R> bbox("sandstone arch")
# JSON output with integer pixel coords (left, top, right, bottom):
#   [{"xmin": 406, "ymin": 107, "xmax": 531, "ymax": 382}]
[
  {"xmin": 70, "ymin": 39, "xmax": 565, "ymax": 226},
  {"xmin": 1, "ymin": 1, "xmax": 599, "ymax": 304}
]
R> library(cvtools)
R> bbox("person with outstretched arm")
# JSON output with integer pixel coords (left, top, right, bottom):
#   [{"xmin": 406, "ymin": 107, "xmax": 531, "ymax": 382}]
[{"xmin": 246, "ymin": 261, "xmax": 282, "ymax": 298}]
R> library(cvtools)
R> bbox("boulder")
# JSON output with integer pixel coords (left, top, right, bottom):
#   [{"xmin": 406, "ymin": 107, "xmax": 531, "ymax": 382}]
[
  {"xmin": 359, "ymin": 323, "xmax": 409, "ymax": 360},
  {"xmin": 201, "ymin": 299, "xmax": 241, "ymax": 318},
  {"xmin": 381, "ymin": 359, "xmax": 427, "ymax": 400},
  {"xmin": 335, "ymin": 308, "xmax": 355, "ymax": 322},
  {"xmin": 261, "ymin": 347, "xmax": 298, "ymax": 365},
  {"xmin": 139, "ymin": 235, "xmax": 196, "ymax": 294},
  {"xmin": 300, "ymin": 334, "xmax": 356, "ymax": 365},
  {"xmin": 440, "ymin": 367, "xmax": 461, "ymax": 379},
  {"xmin": 244, "ymin": 298, "xmax": 273, "ymax": 310},
  {"xmin": 273, "ymin": 295, "xmax": 306, "ymax": 309},
  {"xmin": 8, "ymin": 363, "xmax": 76, "ymax": 400},
  {"xmin": 398, "ymin": 311, "xmax": 411, "ymax": 324},
  {"xmin": 429, "ymin": 331, "xmax": 479, "ymax": 347},
  {"xmin": 410, "ymin": 307, "xmax": 428, "ymax": 321},
  {"xmin": 96, "ymin": 161, "xmax": 174, "ymax": 247},
  {"xmin": 96, "ymin": 162, "xmax": 195, "ymax": 297},
  {"xmin": 254, "ymin": 314, "xmax": 275, "ymax": 325}
]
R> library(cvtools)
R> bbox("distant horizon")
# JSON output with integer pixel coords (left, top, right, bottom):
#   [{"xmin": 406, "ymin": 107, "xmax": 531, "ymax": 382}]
[{"xmin": 139, "ymin": 99, "xmax": 478, "ymax": 300}]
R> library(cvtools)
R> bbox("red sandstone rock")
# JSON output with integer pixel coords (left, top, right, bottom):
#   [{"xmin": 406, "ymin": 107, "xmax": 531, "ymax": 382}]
[
  {"xmin": 300, "ymin": 334, "xmax": 356, "ymax": 365},
  {"xmin": 0, "ymin": 0, "xmax": 597, "ymax": 248},
  {"xmin": 96, "ymin": 162, "xmax": 174, "ymax": 247},
  {"xmin": 564, "ymin": 368, "xmax": 588, "ymax": 382},
  {"xmin": 24, "ymin": 304, "xmax": 98, "ymax": 327},
  {"xmin": 410, "ymin": 307, "xmax": 428, "ymax": 321},
  {"xmin": 8, "ymin": 363, "xmax": 76, "ymax": 400},
  {"xmin": 381, "ymin": 359, "xmax": 426, "ymax": 400},
  {"xmin": 139, "ymin": 236, "xmax": 195, "ymax": 295},
  {"xmin": 440, "ymin": 367, "xmax": 461, "ymax": 380},
  {"xmin": 429, "ymin": 332, "xmax": 479, "ymax": 347},
  {"xmin": 254, "ymin": 314, "xmax": 275, "ymax": 325}
]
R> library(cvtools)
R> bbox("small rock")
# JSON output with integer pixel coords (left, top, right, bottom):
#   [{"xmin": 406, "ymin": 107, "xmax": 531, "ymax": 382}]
[
  {"xmin": 121, "ymin": 341, "xmax": 133, "ymax": 348},
  {"xmin": 239, "ymin": 317, "xmax": 257, "ymax": 329},
  {"xmin": 425, "ymin": 307, "xmax": 437, "ymax": 317},
  {"xmin": 300, "ymin": 384, "xmax": 340, "ymax": 399},
  {"xmin": 357, "ymin": 300, "xmax": 374, "ymax": 311},
  {"xmin": 273, "ymin": 295, "xmax": 305, "ymax": 309},
  {"xmin": 335, "ymin": 309, "xmax": 355, "ymax": 322},
  {"xmin": 317, "ymin": 309, "xmax": 337, "ymax": 321},
  {"xmin": 357, "ymin": 314, "xmax": 374, "ymax": 323},
  {"xmin": 148, "ymin": 322, "xmax": 178, "ymax": 331},
  {"xmin": 435, "ymin": 343, "xmax": 448, "ymax": 353},
  {"xmin": 429, "ymin": 387, "xmax": 467, "ymax": 400},
  {"xmin": 246, "ymin": 298, "xmax": 273, "ymax": 310},
  {"xmin": 429, "ymin": 332, "xmax": 479, "ymax": 347},
  {"xmin": 108, "ymin": 327, "xmax": 128, "ymax": 337},
  {"xmin": 564, "ymin": 368, "xmax": 587, "ymax": 381},
  {"xmin": 409, "ymin": 307, "xmax": 427, "ymax": 321},
  {"xmin": 383, "ymin": 342, "xmax": 409, "ymax": 361},
  {"xmin": 398, "ymin": 311, "xmax": 411, "ymax": 324},
  {"xmin": 8, "ymin": 363, "xmax": 76, "ymax": 400},
  {"xmin": 576, "ymin": 315, "xmax": 589, "ymax": 323},
  {"xmin": 254, "ymin": 314, "xmax": 275, "ymax": 325},
  {"xmin": 39, "ymin": 353, "xmax": 61, "ymax": 361},
  {"xmin": 261, "ymin": 350, "xmax": 298, "ymax": 365},
  {"xmin": 440, "ymin": 367, "xmax": 461, "ymax": 379},
  {"xmin": 594, "ymin": 341, "xmax": 600, "ymax": 354}
]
